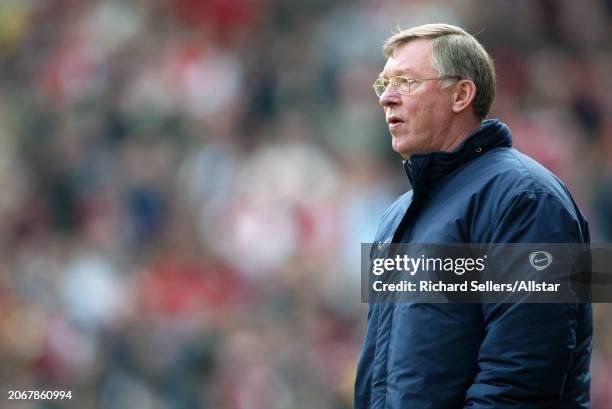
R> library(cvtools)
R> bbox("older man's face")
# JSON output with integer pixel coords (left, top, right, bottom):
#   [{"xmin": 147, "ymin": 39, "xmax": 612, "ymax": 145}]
[{"xmin": 379, "ymin": 39, "xmax": 456, "ymax": 159}]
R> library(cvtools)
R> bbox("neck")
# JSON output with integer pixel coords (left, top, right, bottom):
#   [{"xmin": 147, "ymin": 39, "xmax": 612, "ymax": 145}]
[{"xmin": 439, "ymin": 116, "xmax": 482, "ymax": 153}]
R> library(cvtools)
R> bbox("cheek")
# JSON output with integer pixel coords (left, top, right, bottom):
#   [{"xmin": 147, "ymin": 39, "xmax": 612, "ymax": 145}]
[
  {"xmin": 400, "ymin": 101, "xmax": 421, "ymax": 125},
  {"xmin": 416, "ymin": 95, "xmax": 450, "ymax": 124},
  {"xmin": 404, "ymin": 101, "xmax": 433, "ymax": 130},
  {"xmin": 404, "ymin": 98, "xmax": 421, "ymax": 114}
]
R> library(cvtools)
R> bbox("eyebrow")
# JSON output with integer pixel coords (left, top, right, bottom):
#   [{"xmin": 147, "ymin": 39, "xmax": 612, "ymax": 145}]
[{"xmin": 378, "ymin": 68, "xmax": 418, "ymax": 78}]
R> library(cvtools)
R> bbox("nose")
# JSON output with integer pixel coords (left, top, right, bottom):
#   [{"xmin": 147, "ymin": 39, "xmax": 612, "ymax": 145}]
[{"xmin": 378, "ymin": 84, "xmax": 401, "ymax": 108}]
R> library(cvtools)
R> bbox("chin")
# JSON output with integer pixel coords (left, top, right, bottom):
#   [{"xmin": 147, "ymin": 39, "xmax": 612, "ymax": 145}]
[
  {"xmin": 392, "ymin": 141, "xmax": 413, "ymax": 159},
  {"xmin": 392, "ymin": 147, "xmax": 412, "ymax": 160}
]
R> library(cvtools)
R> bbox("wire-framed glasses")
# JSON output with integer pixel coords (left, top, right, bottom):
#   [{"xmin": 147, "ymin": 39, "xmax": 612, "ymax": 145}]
[{"xmin": 372, "ymin": 75, "xmax": 461, "ymax": 97}]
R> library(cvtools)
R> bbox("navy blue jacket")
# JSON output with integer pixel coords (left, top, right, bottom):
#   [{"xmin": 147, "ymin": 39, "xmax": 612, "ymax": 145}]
[{"xmin": 355, "ymin": 119, "xmax": 592, "ymax": 409}]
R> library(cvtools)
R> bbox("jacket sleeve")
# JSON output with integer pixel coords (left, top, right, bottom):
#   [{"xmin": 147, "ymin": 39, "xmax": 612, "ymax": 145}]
[{"xmin": 464, "ymin": 191, "xmax": 590, "ymax": 409}]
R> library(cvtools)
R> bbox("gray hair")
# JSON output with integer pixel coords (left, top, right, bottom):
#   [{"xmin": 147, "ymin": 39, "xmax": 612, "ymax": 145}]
[{"xmin": 383, "ymin": 23, "xmax": 496, "ymax": 120}]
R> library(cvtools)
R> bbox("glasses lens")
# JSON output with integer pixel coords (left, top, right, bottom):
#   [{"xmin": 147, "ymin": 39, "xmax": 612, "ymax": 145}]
[{"xmin": 373, "ymin": 79, "xmax": 387, "ymax": 97}]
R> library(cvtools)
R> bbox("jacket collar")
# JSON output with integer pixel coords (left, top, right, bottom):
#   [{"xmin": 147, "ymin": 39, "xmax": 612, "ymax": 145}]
[{"xmin": 404, "ymin": 119, "xmax": 513, "ymax": 196}]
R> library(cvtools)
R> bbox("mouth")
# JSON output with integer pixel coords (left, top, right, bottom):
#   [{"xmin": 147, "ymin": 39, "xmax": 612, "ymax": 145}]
[{"xmin": 387, "ymin": 116, "xmax": 404, "ymax": 129}]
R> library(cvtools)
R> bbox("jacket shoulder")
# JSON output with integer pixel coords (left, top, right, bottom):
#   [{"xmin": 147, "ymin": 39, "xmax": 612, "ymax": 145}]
[
  {"xmin": 478, "ymin": 148, "xmax": 569, "ymax": 197},
  {"xmin": 468, "ymin": 148, "xmax": 588, "ymax": 242}
]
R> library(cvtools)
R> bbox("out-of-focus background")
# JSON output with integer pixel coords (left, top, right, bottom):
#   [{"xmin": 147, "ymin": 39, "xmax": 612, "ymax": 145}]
[{"xmin": 0, "ymin": 0, "xmax": 611, "ymax": 408}]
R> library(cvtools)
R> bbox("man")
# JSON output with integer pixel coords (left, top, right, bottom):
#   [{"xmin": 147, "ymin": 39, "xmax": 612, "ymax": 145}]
[{"xmin": 355, "ymin": 24, "xmax": 592, "ymax": 409}]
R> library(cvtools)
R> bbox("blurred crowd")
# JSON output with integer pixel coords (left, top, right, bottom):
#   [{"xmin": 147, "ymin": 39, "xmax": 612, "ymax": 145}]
[{"xmin": 0, "ymin": 0, "xmax": 610, "ymax": 408}]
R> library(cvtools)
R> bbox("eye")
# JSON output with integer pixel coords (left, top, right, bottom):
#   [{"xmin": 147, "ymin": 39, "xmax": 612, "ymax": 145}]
[{"xmin": 393, "ymin": 77, "xmax": 411, "ymax": 90}]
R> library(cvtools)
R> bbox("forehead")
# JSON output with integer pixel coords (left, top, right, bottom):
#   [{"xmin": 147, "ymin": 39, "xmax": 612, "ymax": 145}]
[{"xmin": 381, "ymin": 39, "xmax": 435, "ymax": 77}]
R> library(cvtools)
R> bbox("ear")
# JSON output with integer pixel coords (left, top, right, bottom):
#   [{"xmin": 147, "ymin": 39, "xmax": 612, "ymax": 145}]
[{"xmin": 451, "ymin": 79, "xmax": 477, "ymax": 114}]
